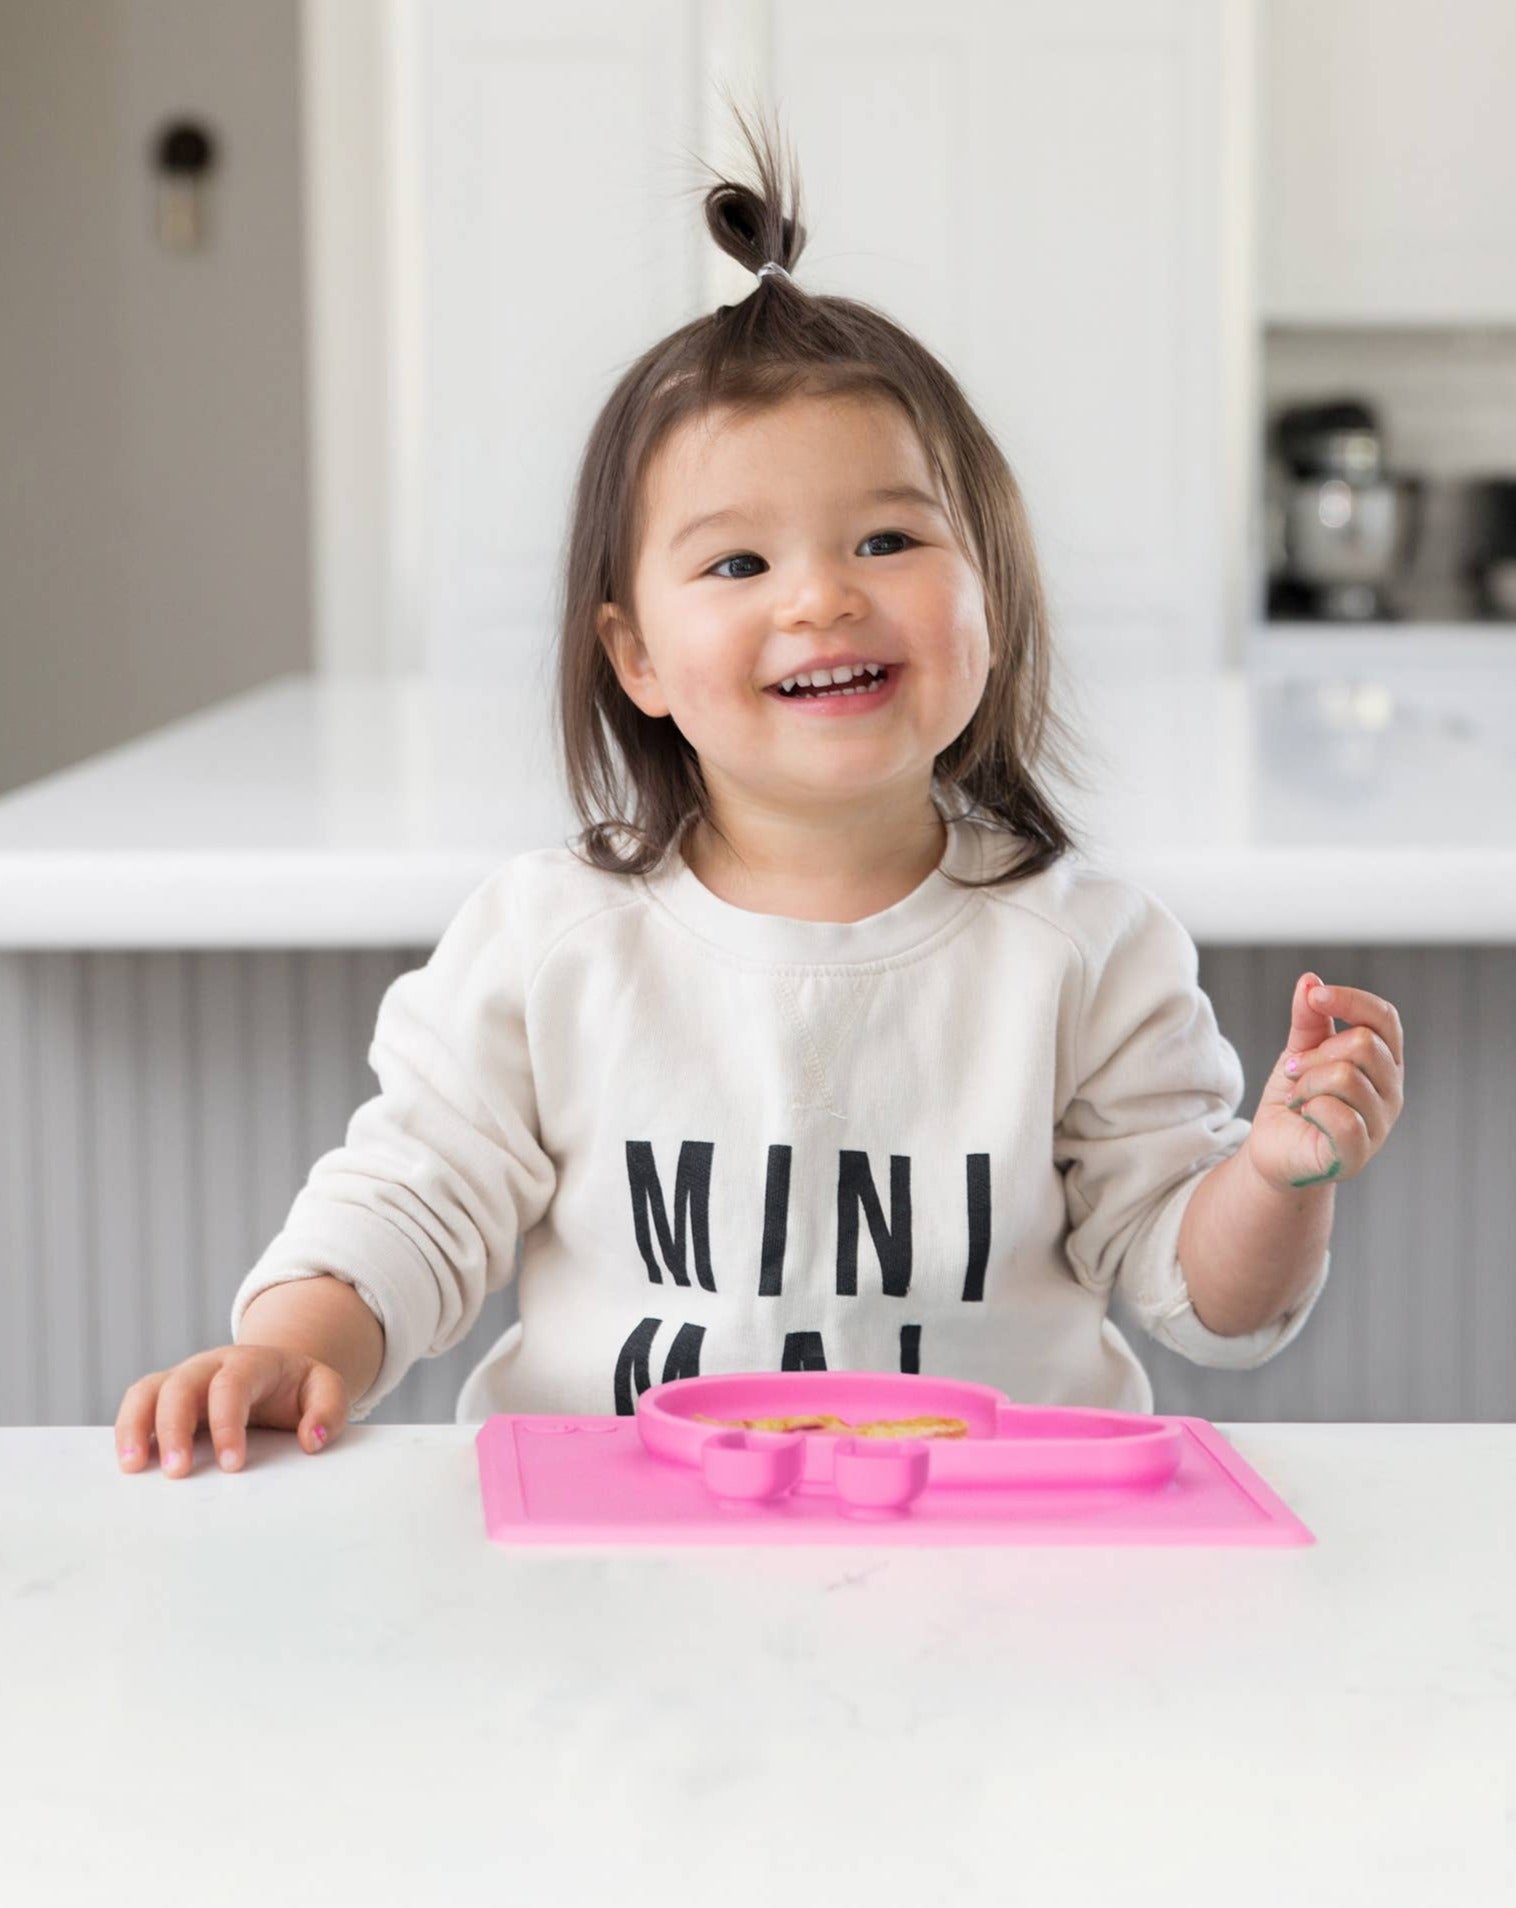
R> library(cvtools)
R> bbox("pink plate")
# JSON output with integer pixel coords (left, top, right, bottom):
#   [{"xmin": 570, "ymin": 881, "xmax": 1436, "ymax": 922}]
[
  {"xmin": 474, "ymin": 1373, "xmax": 1315, "ymax": 1547},
  {"xmin": 636, "ymin": 1371, "xmax": 1185, "ymax": 1491}
]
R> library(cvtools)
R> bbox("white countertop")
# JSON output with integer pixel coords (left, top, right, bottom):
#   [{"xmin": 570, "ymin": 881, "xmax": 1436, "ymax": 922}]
[
  {"xmin": 1, "ymin": 665, "xmax": 1514, "ymax": 947},
  {"xmin": 2, "ymin": 1423, "xmax": 1509, "ymax": 1907}
]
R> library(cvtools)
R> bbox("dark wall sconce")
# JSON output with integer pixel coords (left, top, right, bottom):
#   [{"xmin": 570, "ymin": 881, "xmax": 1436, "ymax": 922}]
[{"xmin": 152, "ymin": 117, "xmax": 219, "ymax": 252}]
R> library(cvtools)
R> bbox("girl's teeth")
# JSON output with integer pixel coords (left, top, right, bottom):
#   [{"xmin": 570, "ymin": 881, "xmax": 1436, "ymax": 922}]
[
  {"xmin": 778, "ymin": 667, "xmax": 886, "ymax": 697},
  {"xmin": 787, "ymin": 678, "xmax": 884, "ymax": 699}
]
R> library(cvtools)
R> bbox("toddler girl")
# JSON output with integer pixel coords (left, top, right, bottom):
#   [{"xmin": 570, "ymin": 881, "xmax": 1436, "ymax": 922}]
[{"xmin": 116, "ymin": 110, "xmax": 1348, "ymax": 1479}]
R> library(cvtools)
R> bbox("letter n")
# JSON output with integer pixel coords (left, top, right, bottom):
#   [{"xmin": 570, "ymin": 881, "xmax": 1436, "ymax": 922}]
[{"xmin": 835, "ymin": 1150, "xmax": 912, "ymax": 1297}]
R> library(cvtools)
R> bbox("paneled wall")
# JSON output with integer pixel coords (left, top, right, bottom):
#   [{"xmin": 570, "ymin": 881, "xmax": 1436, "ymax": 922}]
[{"xmin": 2, "ymin": 943, "xmax": 1510, "ymax": 1427}]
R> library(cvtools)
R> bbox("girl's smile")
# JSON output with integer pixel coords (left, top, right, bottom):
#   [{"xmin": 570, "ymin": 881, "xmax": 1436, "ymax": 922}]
[{"xmin": 763, "ymin": 661, "xmax": 904, "ymax": 716}]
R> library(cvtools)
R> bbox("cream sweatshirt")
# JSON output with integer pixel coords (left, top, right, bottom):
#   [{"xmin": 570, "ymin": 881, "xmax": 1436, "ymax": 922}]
[{"xmin": 229, "ymin": 803, "xmax": 1330, "ymax": 1423}]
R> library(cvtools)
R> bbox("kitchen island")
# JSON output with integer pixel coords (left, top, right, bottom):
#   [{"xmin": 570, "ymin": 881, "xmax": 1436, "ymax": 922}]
[
  {"xmin": 0, "ymin": 1420, "xmax": 1509, "ymax": 1907},
  {"xmin": 0, "ymin": 667, "xmax": 1513, "ymax": 1426},
  {"xmin": 1, "ymin": 665, "xmax": 1514, "ymax": 946}
]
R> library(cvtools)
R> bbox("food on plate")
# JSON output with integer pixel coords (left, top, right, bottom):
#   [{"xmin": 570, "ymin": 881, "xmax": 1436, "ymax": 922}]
[
  {"xmin": 694, "ymin": 1412, "xmax": 850, "ymax": 1434},
  {"xmin": 848, "ymin": 1416, "xmax": 969, "ymax": 1440},
  {"xmin": 694, "ymin": 1411, "xmax": 968, "ymax": 1439}
]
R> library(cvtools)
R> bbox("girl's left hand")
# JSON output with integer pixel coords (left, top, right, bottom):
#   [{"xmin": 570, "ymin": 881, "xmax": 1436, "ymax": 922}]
[{"xmin": 1244, "ymin": 973, "xmax": 1406, "ymax": 1191}]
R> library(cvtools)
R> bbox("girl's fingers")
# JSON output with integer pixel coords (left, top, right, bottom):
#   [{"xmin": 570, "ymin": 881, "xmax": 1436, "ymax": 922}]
[
  {"xmin": 1289, "ymin": 1058, "xmax": 1389, "ymax": 1144},
  {"xmin": 1311, "ymin": 985, "xmax": 1405, "ymax": 1069},
  {"xmin": 206, "ymin": 1359, "xmax": 254, "ymax": 1473},
  {"xmin": 1288, "ymin": 1086, "xmax": 1370, "ymax": 1175},
  {"xmin": 1294, "ymin": 1023, "xmax": 1395, "ymax": 1075},
  {"xmin": 116, "ymin": 1373, "xmax": 164, "ymax": 1470},
  {"xmin": 296, "ymin": 1363, "xmax": 349, "ymax": 1454},
  {"xmin": 1289, "ymin": 1027, "xmax": 1400, "ymax": 1105},
  {"xmin": 117, "ymin": 1349, "xmax": 346, "ymax": 1476},
  {"xmin": 154, "ymin": 1357, "xmax": 217, "ymax": 1479}
]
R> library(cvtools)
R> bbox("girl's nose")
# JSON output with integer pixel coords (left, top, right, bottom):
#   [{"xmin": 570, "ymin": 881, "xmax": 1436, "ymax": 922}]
[{"xmin": 777, "ymin": 565, "xmax": 868, "ymax": 623}]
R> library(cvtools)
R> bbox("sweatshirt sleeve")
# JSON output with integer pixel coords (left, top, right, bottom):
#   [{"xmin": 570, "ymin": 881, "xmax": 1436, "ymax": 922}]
[
  {"xmin": 1053, "ymin": 877, "xmax": 1330, "ymax": 1372},
  {"xmin": 228, "ymin": 860, "xmax": 557, "ymax": 1421}
]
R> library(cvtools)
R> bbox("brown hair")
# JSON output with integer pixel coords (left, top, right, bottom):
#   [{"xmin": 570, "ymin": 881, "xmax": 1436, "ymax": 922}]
[{"xmin": 552, "ymin": 101, "xmax": 1096, "ymax": 890}]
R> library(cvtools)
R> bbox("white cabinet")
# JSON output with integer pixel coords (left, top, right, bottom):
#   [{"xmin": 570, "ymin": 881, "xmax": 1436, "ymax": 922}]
[
  {"xmin": 1261, "ymin": 0, "xmax": 1516, "ymax": 324},
  {"xmin": 417, "ymin": 0, "xmax": 703, "ymax": 676},
  {"xmin": 357, "ymin": 0, "xmax": 1251, "ymax": 677},
  {"xmin": 768, "ymin": 0, "xmax": 1250, "ymax": 673}
]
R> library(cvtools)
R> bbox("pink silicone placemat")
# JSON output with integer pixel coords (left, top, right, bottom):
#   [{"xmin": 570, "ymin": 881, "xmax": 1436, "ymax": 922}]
[{"xmin": 474, "ymin": 1412, "xmax": 1315, "ymax": 1547}]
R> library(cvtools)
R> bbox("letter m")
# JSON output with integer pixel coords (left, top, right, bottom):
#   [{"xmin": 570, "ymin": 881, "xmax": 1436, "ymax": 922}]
[{"xmin": 625, "ymin": 1140, "xmax": 716, "ymax": 1291}]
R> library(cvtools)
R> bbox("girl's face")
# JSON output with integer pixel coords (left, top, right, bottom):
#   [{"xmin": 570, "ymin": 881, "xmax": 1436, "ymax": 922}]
[{"xmin": 598, "ymin": 392, "xmax": 993, "ymax": 817}]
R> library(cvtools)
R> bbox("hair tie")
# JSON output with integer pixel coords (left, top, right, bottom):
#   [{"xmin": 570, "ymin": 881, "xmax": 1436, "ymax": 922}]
[{"xmin": 756, "ymin": 261, "xmax": 794, "ymax": 284}]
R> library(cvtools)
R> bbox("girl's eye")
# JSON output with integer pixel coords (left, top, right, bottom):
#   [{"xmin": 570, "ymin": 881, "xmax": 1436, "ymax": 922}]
[{"xmin": 706, "ymin": 530, "xmax": 916, "ymax": 580}]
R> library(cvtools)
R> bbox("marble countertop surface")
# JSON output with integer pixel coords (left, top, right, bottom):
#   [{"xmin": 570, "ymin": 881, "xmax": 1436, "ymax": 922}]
[
  {"xmin": 1, "ymin": 1422, "xmax": 1509, "ymax": 1907},
  {"xmin": 0, "ymin": 665, "xmax": 1513, "ymax": 946}
]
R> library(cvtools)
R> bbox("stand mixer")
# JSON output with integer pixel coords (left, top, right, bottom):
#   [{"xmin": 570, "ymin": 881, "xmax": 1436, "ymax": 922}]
[{"xmin": 1266, "ymin": 398, "xmax": 1424, "ymax": 621}]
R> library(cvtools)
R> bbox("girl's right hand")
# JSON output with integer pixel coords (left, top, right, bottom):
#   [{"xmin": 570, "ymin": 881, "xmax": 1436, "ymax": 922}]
[{"xmin": 114, "ymin": 1345, "xmax": 352, "ymax": 1477}]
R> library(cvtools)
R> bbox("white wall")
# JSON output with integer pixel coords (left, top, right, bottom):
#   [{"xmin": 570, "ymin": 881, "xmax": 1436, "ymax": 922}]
[{"xmin": 0, "ymin": 0, "xmax": 311, "ymax": 796}]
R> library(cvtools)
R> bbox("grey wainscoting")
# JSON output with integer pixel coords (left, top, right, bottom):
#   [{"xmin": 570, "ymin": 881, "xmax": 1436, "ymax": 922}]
[{"xmin": 1, "ymin": 945, "xmax": 1511, "ymax": 1427}]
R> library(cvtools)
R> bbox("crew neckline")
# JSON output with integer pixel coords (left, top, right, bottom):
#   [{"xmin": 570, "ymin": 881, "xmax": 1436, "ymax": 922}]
[{"xmin": 640, "ymin": 789, "xmax": 994, "ymax": 965}]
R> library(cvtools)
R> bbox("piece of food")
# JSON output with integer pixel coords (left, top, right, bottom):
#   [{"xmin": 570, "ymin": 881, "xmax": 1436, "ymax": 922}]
[
  {"xmin": 694, "ymin": 1411, "xmax": 968, "ymax": 1439},
  {"xmin": 848, "ymin": 1416, "xmax": 969, "ymax": 1440},
  {"xmin": 693, "ymin": 1413, "xmax": 852, "ymax": 1434}
]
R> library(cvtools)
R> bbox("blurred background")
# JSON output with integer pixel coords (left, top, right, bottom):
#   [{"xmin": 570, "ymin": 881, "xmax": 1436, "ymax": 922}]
[{"xmin": 1, "ymin": 0, "xmax": 1512, "ymax": 1428}]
